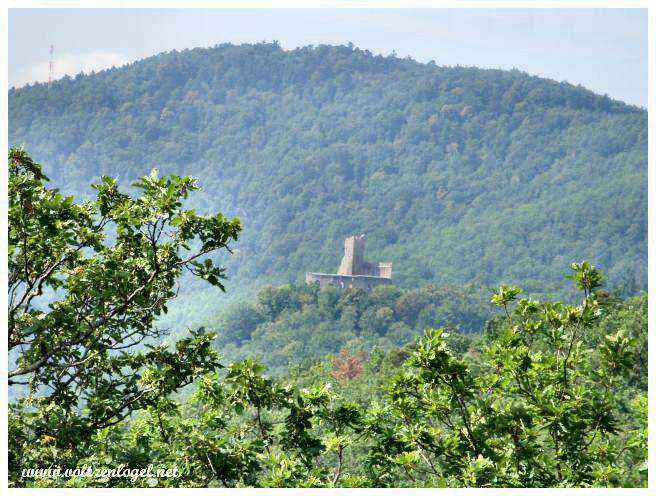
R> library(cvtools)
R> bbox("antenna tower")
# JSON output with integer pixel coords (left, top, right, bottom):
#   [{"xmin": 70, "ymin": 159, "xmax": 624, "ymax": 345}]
[{"xmin": 48, "ymin": 45, "xmax": 54, "ymax": 87}]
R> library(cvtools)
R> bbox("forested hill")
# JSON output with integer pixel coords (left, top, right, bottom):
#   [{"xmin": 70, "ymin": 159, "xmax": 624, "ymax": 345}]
[{"xmin": 9, "ymin": 43, "xmax": 647, "ymax": 308}]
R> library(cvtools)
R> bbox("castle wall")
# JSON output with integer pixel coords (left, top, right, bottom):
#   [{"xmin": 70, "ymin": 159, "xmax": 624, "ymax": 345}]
[
  {"xmin": 306, "ymin": 272, "xmax": 391, "ymax": 290},
  {"xmin": 377, "ymin": 262, "xmax": 393, "ymax": 279}
]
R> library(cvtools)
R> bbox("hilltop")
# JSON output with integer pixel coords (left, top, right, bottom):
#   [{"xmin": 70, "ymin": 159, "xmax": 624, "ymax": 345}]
[{"xmin": 9, "ymin": 42, "xmax": 647, "ymax": 328}]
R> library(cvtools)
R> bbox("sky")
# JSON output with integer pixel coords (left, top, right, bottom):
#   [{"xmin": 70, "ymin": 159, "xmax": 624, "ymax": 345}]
[{"xmin": 8, "ymin": 8, "xmax": 648, "ymax": 107}]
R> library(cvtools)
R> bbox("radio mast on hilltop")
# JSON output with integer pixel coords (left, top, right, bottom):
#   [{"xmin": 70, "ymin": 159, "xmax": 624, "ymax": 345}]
[{"xmin": 48, "ymin": 45, "xmax": 54, "ymax": 87}]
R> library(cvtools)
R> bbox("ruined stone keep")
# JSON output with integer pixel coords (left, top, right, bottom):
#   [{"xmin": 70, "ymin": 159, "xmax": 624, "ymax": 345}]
[{"xmin": 306, "ymin": 234, "xmax": 392, "ymax": 290}]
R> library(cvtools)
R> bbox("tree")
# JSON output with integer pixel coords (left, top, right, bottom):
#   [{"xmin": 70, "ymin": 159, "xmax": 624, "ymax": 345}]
[
  {"xmin": 331, "ymin": 349, "xmax": 366, "ymax": 382},
  {"xmin": 364, "ymin": 262, "xmax": 646, "ymax": 487},
  {"xmin": 8, "ymin": 149, "xmax": 241, "ymax": 481}
]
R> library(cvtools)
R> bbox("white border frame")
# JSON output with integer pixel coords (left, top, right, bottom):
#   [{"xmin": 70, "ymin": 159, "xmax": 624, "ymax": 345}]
[{"xmin": 1, "ymin": 1, "xmax": 653, "ymax": 494}]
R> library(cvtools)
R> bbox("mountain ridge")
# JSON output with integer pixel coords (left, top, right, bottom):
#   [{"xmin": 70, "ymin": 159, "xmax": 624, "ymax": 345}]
[
  {"xmin": 11, "ymin": 42, "xmax": 644, "ymax": 111},
  {"xmin": 9, "ymin": 42, "xmax": 647, "ymax": 328}
]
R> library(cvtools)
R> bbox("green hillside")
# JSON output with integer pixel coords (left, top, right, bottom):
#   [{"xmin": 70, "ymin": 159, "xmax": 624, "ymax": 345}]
[
  {"xmin": 9, "ymin": 43, "xmax": 647, "ymax": 328},
  {"xmin": 209, "ymin": 282, "xmax": 490, "ymax": 375}
]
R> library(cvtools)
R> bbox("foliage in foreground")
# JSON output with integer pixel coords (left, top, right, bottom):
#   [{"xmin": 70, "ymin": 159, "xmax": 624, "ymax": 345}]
[
  {"xmin": 8, "ymin": 148, "xmax": 241, "ymax": 477},
  {"xmin": 8, "ymin": 151, "xmax": 646, "ymax": 487},
  {"xmin": 15, "ymin": 276, "xmax": 647, "ymax": 486}
]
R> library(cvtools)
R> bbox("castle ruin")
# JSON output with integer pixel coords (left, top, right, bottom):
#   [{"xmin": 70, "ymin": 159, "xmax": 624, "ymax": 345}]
[{"xmin": 306, "ymin": 234, "xmax": 392, "ymax": 290}]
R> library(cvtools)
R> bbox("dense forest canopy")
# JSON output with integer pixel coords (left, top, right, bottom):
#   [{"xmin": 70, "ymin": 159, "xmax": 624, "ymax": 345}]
[
  {"xmin": 210, "ymin": 281, "xmax": 491, "ymax": 375},
  {"xmin": 9, "ymin": 43, "xmax": 647, "ymax": 330},
  {"xmin": 8, "ymin": 153, "xmax": 647, "ymax": 486}
]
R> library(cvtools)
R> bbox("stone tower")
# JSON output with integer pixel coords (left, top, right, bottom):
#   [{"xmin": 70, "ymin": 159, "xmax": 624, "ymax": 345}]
[
  {"xmin": 338, "ymin": 234, "xmax": 367, "ymax": 275},
  {"xmin": 306, "ymin": 234, "xmax": 392, "ymax": 290}
]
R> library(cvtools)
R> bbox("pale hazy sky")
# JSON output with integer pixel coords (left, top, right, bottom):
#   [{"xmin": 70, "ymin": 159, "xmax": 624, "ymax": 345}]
[{"xmin": 9, "ymin": 8, "xmax": 648, "ymax": 107}]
